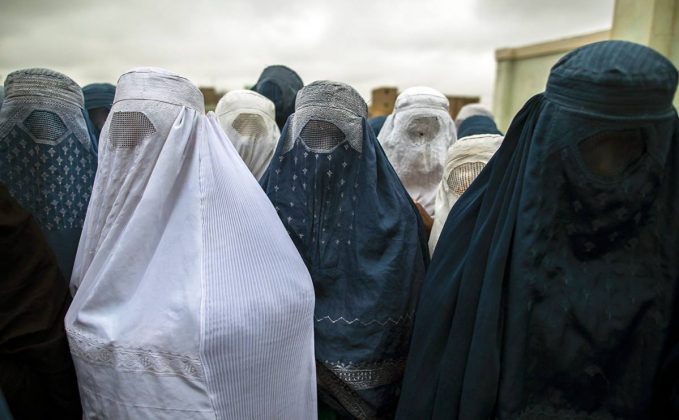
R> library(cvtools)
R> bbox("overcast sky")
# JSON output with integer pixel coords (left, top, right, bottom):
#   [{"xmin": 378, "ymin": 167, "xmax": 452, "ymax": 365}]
[{"xmin": 1, "ymin": 0, "xmax": 614, "ymax": 105}]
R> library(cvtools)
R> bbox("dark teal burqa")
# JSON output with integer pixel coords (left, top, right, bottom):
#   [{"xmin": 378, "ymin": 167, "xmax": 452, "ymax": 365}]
[
  {"xmin": 369, "ymin": 115, "xmax": 387, "ymax": 136},
  {"xmin": 261, "ymin": 81, "xmax": 428, "ymax": 418},
  {"xmin": 252, "ymin": 65, "xmax": 303, "ymax": 130},
  {"xmin": 0, "ymin": 69, "xmax": 97, "ymax": 282},
  {"xmin": 82, "ymin": 82, "xmax": 116, "ymax": 151},
  {"xmin": 82, "ymin": 82, "xmax": 115, "ymax": 111},
  {"xmin": 457, "ymin": 114, "xmax": 502, "ymax": 139},
  {"xmin": 397, "ymin": 41, "xmax": 679, "ymax": 419}
]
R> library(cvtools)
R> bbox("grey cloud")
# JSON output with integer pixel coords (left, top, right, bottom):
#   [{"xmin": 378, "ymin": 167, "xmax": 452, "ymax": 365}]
[{"xmin": 0, "ymin": 0, "xmax": 614, "ymax": 103}]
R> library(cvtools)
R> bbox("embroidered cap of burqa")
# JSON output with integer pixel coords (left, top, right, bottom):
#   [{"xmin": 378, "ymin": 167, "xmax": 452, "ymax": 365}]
[
  {"xmin": 261, "ymin": 81, "xmax": 428, "ymax": 418},
  {"xmin": 252, "ymin": 65, "xmax": 303, "ymax": 130},
  {"xmin": 0, "ymin": 69, "xmax": 97, "ymax": 281},
  {"xmin": 397, "ymin": 41, "xmax": 679, "ymax": 419},
  {"xmin": 66, "ymin": 68, "xmax": 317, "ymax": 419}
]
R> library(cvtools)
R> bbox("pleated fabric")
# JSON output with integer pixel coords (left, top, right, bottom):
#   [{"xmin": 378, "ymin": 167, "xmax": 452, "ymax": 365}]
[
  {"xmin": 397, "ymin": 40, "xmax": 679, "ymax": 420},
  {"xmin": 66, "ymin": 67, "xmax": 317, "ymax": 419},
  {"xmin": 0, "ymin": 68, "xmax": 97, "ymax": 281}
]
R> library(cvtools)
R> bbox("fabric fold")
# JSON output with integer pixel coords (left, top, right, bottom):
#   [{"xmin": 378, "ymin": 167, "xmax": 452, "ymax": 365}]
[{"xmin": 67, "ymin": 67, "xmax": 317, "ymax": 419}]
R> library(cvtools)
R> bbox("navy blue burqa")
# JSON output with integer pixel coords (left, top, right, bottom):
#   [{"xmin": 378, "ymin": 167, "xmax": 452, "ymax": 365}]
[
  {"xmin": 396, "ymin": 41, "xmax": 679, "ymax": 420},
  {"xmin": 457, "ymin": 114, "xmax": 502, "ymax": 139},
  {"xmin": 82, "ymin": 82, "xmax": 116, "ymax": 111},
  {"xmin": 82, "ymin": 82, "xmax": 116, "ymax": 150},
  {"xmin": 261, "ymin": 81, "xmax": 428, "ymax": 418},
  {"xmin": 252, "ymin": 65, "xmax": 303, "ymax": 130}
]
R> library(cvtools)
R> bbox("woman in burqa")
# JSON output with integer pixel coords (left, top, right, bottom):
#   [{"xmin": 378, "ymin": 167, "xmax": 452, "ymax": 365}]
[
  {"xmin": 397, "ymin": 41, "xmax": 679, "ymax": 419},
  {"xmin": 261, "ymin": 81, "xmax": 429, "ymax": 419},
  {"xmin": 0, "ymin": 69, "xmax": 97, "ymax": 282},
  {"xmin": 454, "ymin": 103, "xmax": 503, "ymax": 139},
  {"xmin": 428, "ymin": 131, "xmax": 503, "ymax": 254},
  {"xmin": 378, "ymin": 87, "xmax": 458, "ymax": 217},
  {"xmin": 0, "ymin": 183, "xmax": 81, "ymax": 419},
  {"xmin": 252, "ymin": 65, "xmax": 304, "ymax": 130},
  {"xmin": 82, "ymin": 82, "xmax": 116, "ymax": 149},
  {"xmin": 67, "ymin": 67, "xmax": 317, "ymax": 419},
  {"xmin": 215, "ymin": 89, "xmax": 280, "ymax": 180}
]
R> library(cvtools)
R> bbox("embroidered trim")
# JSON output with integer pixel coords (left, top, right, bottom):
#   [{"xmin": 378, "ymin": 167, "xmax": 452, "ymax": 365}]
[
  {"xmin": 316, "ymin": 362, "xmax": 376, "ymax": 420},
  {"xmin": 67, "ymin": 328, "xmax": 203, "ymax": 379},
  {"xmin": 315, "ymin": 312, "xmax": 414, "ymax": 327},
  {"xmin": 324, "ymin": 359, "xmax": 405, "ymax": 391},
  {"xmin": 516, "ymin": 404, "xmax": 618, "ymax": 420}
]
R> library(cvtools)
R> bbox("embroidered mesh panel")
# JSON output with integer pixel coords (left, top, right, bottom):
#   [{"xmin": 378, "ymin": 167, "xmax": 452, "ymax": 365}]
[
  {"xmin": 109, "ymin": 111, "xmax": 156, "ymax": 149},
  {"xmin": 232, "ymin": 113, "xmax": 267, "ymax": 138},
  {"xmin": 447, "ymin": 161, "xmax": 485, "ymax": 195},
  {"xmin": 23, "ymin": 110, "xmax": 68, "ymax": 143},
  {"xmin": 406, "ymin": 116, "xmax": 440, "ymax": 145},
  {"xmin": 284, "ymin": 82, "xmax": 366, "ymax": 154},
  {"xmin": 299, "ymin": 120, "xmax": 346, "ymax": 152}
]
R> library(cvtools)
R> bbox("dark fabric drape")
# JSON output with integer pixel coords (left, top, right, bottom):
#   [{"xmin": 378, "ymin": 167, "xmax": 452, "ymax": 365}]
[
  {"xmin": 397, "ymin": 40, "xmax": 679, "ymax": 420},
  {"xmin": 0, "ymin": 183, "xmax": 81, "ymax": 419}
]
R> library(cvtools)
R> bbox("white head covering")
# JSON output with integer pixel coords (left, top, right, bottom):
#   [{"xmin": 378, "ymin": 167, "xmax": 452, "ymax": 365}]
[
  {"xmin": 378, "ymin": 86, "xmax": 457, "ymax": 215},
  {"xmin": 66, "ymin": 68, "xmax": 317, "ymax": 419},
  {"xmin": 215, "ymin": 90, "xmax": 280, "ymax": 180},
  {"xmin": 454, "ymin": 103, "xmax": 495, "ymax": 128},
  {"xmin": 428, "ymin": 133, "xmax": 503, "ymax": 254}
]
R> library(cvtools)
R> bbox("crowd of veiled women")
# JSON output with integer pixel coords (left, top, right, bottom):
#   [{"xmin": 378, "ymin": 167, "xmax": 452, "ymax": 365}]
[{"xmin": 0, "ymin": 40, "xmax": 677, "ymax": 420}]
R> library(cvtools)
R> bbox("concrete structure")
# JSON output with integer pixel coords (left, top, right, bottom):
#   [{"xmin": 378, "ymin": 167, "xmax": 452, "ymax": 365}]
[
  {"xmin": 493, "ymin": 31, "xmax": 610, "ymax": 131},
  {"xmin": 447, "ymin": 96, "xmax": 480, "ymax": 120},
  {"xmin": 369, "ymin": 87, "xmax": 399, "ymax": 117},
  {"xmin": 493, "ymin": 0, "xmax": 679, "ymax": 131},
  {"xmin": 369, "ymin": 87, "xmax": 480, "ymax": 120},
  {"xmin": 199, "ymin": 87, "xmax": 225, "ymax": 112}
]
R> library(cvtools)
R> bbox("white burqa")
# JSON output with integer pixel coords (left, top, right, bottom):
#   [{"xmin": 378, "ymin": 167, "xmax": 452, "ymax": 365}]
[
  {"xmin": 215, "ymin": 90, "xmax": 280, "ymax": 180},
  {"xmin": 428, "ymin": 133, "xmax": 503, "ymax": 254},
  {"xmin": 378, "ymin": 87, "xmax": 457, "ymax": 216},
  {"xmin": 66, "ymin": 68, "xmax": 317, "ymax": 419}
]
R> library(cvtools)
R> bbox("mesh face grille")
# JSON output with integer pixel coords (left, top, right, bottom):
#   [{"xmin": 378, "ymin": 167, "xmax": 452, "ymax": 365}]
[
  {"xmin": 578, "ymin": 129, "xmax": 646, "ymax": 179},
  {"xmin": 232, "ymin": 113, "xmax": 267, "ymax": 139},
  {"xmin": 406, "ymin": 116, "xmax": 440, "ymax": 144},
  {"xmin": 23, "ymin": 110, "xmax": 68, "ymax": 141},
  {"xmin": 109, "ymin": 111, "xmax": 156, "ymax": 149},
  {"xmin": 447, "ymin": 161, "xmax": 486, "ymax": 195},
  {"xmin": 300, "ymin": 119, "xmax": 345, "ymax": 151}
]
